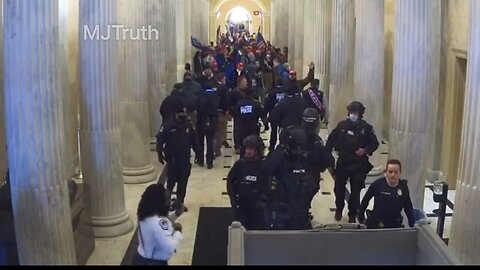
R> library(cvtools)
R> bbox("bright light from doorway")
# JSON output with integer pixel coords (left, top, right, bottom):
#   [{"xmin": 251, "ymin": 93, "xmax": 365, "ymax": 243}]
[{"xmin": 229, "ymin": 6, "xmax": 250, "ymax": 23}]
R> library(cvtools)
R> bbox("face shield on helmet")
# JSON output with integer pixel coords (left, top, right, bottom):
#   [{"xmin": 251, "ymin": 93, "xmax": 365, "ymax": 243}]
[{"xmin": 279, "ymin": 126, "xmax": 308, "ymax": 159}]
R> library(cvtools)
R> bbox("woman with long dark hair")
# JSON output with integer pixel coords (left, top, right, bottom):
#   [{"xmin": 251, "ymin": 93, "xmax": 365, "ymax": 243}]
[{"xmin": 133, "ymin": 184, "xmax": 183, "ymax": 265}]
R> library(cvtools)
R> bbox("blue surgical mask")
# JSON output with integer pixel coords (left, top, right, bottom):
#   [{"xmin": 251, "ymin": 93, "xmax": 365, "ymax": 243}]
[{"xmin": 349, "ymin": 114, "xmax": 359, "ymax": 123}]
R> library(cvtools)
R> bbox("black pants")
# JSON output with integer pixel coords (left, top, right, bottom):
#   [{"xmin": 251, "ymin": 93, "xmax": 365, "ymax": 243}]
[
  {"xmin": 334, "ymin": 168, "xmax": 366, "ymax": 218},
  {"xmin": 233, "ymin": 124, "xmax": 260, "ymax": 149},
  {"xmin": 197, "ymin": 119, "xmax": 216, "ymax": 166},
  {"xmin": 166, "ymin": 158, "xmax": 191, "ymax": 203},
  {"xmin": 132, "ymin": 253, "xmax": 168, "ymax": 265},
  {"xmin": 306, "ymin": 176, "xmax": 321, "ymax": 209},
  {"xmin": 268, "ymin": 124, "xmax": 279, "ymax": 151},
  {"xmin": 366, "ymin": 216, "xmax": 404, "ymax": 229},
  {"xmin": 234, "ymin": 200, "xmax": 265, "ymax": 230}
]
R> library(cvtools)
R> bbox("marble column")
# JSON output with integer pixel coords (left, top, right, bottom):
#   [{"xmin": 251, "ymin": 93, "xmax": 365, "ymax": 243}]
[
  {"xmin": 165, "ymin": 0, "xmax": 177, "ymax": 92},
  {"xmin": 0, "ymin": 0, "xmax": 6, "ymax": 185},
  {"xmin": 450, "ymin": 0, "xmax": 480, "ymax": 264},
  {"xmin": 313, "ymin": 0, "xmax": 332, "ymax": 94},
  {"xmin": 294, "ymin": 0, "xmax": 305, "ymax": 77},
  {"xmin": 328, "ymin": 0, "xmax": 355, "ymax": 134},
  {"xmin": 176, "ymin": 0, "xmax": 186, "ymax": 82},
  {"xmin": 204, "ymin": 0, "xmax": 210, "ymax": 43},
  {"xmin": 272, "ymin": 0, "xmax": 287, "ymax": 49},
  {"xmin": 80, "ymin": 0, "xmax": 134, "ymax": 237},
  {"xmin": 280, "ymin": 0, "xmax": 290, "ymax": 50},
  {"xmin": 184, "ymin": 0, "xmax": 193, "ymax": 64},
  {"xmin": 147, "ymin": 0, "xmax": 166, "ymax": 141},
  {"xmin": 303, "ymin": 0, "xmax": 315, "ymax": 77},
  {"xmin": 270, "ymin": 0, "xmax": 276, "ymax": 44},
  {"xmin": 287, "ymin": 0, "xmax": 296, "ymax": 65},
  {"xmin": 4, "ymin": 0, "xmax": 77, "ymax": 264},
  {"xmin": 118, "ymin": 0, "xmax": 157, "ymax": 184},
  {"xmin": 389, "ymin": 0, "xmax": 441, "ymax": 208},
  {"xmin": 354, "ymin": 0, "xmax": 384, "ymax": 176}
]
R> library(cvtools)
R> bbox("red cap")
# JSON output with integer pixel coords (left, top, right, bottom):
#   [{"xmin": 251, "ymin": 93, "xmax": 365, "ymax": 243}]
[{"xmin": 289, "ymin": 70, "xmax": 297, "ymax": 75}]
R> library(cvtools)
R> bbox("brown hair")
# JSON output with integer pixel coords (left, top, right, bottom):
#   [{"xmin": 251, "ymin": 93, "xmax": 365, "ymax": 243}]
[{"xmin": 386, "ymin": 159, "xmax": 402, "ymax": 172}]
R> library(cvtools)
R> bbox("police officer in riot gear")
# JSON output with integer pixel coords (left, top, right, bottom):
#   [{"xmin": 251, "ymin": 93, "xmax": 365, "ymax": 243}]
[
  {"xmin": 227, "ymin": 135, "xmax": 267, "ymax": 230},
  {"xmin": 269, "ymin": 86, "xmax": 307, "ymax": 132},
  {"xmin": 159, "ymin": 83, "xmax": 185, "ymax": 123},
  {"xmin": 195, "ymin": 81, "xmax": 220, "ymax": 169},
  {"xmin": 326, "ymin": 101, "xmax": 380, "ymax": 223},
  {"xmin": 156, "ymin": 106, "xmax": 200, "ymax": 215},
  {"xmin": 302, "ymin": 108, "xmax": 335, "ymax": 212},
  {"xmin": 231, "ymin": 87, "xmax": 268, "ymax": 155},
  {"xmin": 264, "ymin": 79, "xmax": 286, "ymax": 152},
  {"xmin": 264, "ymin": 125, "xmax": 313, "ymax": 230}
]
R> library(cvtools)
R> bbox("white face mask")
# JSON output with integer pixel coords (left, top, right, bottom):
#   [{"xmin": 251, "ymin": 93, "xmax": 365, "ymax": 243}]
[{"xmin": 349, "ymin": 113, "xmax": 359, "ymax": 123}]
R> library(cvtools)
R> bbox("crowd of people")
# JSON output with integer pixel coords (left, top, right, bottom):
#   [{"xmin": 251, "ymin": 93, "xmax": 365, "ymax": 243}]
[{"xmin": 134, "ymin": 25, "xmax": 415, "ymax": 265}]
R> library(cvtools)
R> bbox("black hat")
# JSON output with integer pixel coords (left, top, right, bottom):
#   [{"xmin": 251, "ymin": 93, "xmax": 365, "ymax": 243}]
[{"xmin": 302, "ymin": 108, "xmax": 320, "ymax": 128}]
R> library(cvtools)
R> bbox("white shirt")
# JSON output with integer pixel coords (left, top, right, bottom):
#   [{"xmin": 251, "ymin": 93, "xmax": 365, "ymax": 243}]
[{"xmin": 137, "ymin": 213, "xmax": 182, "ymax": 261}]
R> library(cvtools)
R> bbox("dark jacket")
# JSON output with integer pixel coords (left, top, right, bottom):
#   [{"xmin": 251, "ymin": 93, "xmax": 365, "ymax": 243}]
[
  {"xmin": 359, "ymin": 178, "xmax": 415, "ymax": 228},
  {"xmin": 326, "ymin": 119, "xmax": 379, "ymax": 173},
  {"xmin": 269, "ymin": 95, "xmax": 307, "ymax": 129},
  {"xmin": 156, "ymin": 118, "xmax": 199, "ymax": 162}
]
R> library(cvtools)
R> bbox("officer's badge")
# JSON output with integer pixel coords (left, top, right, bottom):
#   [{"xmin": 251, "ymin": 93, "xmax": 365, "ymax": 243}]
[
  {"xmin": 186, "ymin": 128, "xmax": 190, "ymax": 134},
  {"xmin": 379, "ymin": 221, "xmax": 384, "ymax": 228},
  {"xmin": 361, "ymin": 129, "xmax": 366, "ymax": 135},
  {"xmin": 159, "ymin": 218, "xmax": 169, "ymax": 230},
  {"xmin": 397, "ymin": 189, "xmax": 403, "ymax": 196}
]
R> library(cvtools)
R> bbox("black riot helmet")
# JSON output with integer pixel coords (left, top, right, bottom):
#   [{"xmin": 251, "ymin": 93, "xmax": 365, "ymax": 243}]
[
  {"xmin": 279, "ymin": 125, "xmax": 308, "ymax": 158},
  {"xmin": 302, "ymin": 108, "xmax": 320, "ymax": 131},
  {"xmin": 242, "ymin": 134, "xmax": 265, "ymax": 160},
  {"xmin": 347, "ymin": 101, "xmax": 366, "ymax": 117}
]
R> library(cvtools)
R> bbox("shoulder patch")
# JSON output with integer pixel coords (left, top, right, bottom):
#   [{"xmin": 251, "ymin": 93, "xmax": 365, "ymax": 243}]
[{"xmin": 159, "ymin": 218, "xmax": 169, "ymax": 230}]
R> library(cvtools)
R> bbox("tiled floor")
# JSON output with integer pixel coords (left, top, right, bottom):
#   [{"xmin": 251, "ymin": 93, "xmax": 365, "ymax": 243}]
[{"xmin": 86, "ymin": 123, "xmax": 454, "ymax": 265}]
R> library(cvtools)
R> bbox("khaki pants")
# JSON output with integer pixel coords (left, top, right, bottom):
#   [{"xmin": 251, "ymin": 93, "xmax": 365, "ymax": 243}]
[
  {"xmin": 214, "ymin": 112, "xmax": 228, "ymax": 155},
  {"xmin": 263, "ymin": 72, "xmax": 273, "ymax": 91}
]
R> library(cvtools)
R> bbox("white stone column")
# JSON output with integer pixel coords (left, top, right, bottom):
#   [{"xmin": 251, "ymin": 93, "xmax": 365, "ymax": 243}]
[
  {"xmin": 303, "ymin": 0, "xmax": 315, "ymax": 78},
  {"xmin": 270, "ymin": 0, "xmax": 276, "ymax": 44},
  {"xmin": 118, "ymin": 0, "xmax": 157, "ymax": 184},
  {"xmin": 294, "ymin": 0, "xmax": 305, "ymax": 77},
  {"xmin": 273, "ymin": 0, "xmax": 288, "ymax": 49},
  {"xmin": 184, "ymin": 0, "xmax": 193, "ymax": 64},
  {"xmin": 450, "ymin": 0, "xmax": 480, "ymax": 264},
  {"xmin": 354, "ymin": 0, "xmax": 384, "ymax": 176},
  {"xmin": 147, "ymin": 0, "xmax": 166, "ymax": 140},
  {"xmin": 165, "ymin": 0, "xmax": 177, "ymax": 92},
  {"xmin": 176, "ymin": 0, "xmax": 186, "ymax": 82},
  {"xmin": 287, "ymin": 0, "xmax": 296, "ymax": 65},
  {"xmin": 328, "ymin": 0, "xmax": 355, "ymax": 134},
  {"xmin": 204, "ymin": 0, "xmax": 210, "ymax": 43},
  {"xmin": 313, "ymin": 0, "xmax": 332, "ymax": 94},
  {"xmin": 4, "ymin": 0, "xmax": 77, "ymax": 264},
  {"xmin": 389, "ymin": 0, "xmax": 441, "ymax": 208},
  {"xmin": 80, "ymin": 0, "xmax": 134, "ymax": 237}
]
